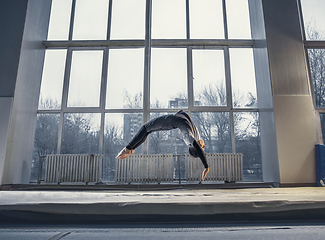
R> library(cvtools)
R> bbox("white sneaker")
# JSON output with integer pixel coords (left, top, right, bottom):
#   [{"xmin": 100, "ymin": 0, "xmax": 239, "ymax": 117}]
[{"xmin": 320, "ymin": 179, "xmax": 325, "ymax": 187}]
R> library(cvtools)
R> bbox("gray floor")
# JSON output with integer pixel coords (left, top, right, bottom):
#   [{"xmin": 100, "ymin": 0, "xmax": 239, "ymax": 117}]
[{"xmin": 1, "ymin": 223, "xmax": 325, "ymax": 240}]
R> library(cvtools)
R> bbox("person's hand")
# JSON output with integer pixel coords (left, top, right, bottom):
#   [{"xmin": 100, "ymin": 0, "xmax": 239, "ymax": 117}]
[{"xmin": 202, "ymin": 167, "xmax": 209, "ymax": 181}]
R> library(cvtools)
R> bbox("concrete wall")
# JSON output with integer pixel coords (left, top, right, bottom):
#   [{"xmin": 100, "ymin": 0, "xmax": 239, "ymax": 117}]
[
  {"xmin": 262, "ymin": 0, "xmax": 317, "ymax": 185},
  {"xmin": 1, "ymin": 0, "xmax": 51, "ymax": 184},
  {"xmin": 0, "ymin": 0, "xmax": 29, "ymax": 183}
]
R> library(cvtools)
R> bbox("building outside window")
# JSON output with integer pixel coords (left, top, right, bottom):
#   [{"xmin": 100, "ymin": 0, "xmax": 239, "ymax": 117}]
[{"xmin": 31, "ymin": 0, "xmax": 262, "ymax": 183}]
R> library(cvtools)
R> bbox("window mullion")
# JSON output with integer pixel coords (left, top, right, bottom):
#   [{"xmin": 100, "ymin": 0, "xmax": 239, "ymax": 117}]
[
  {"xmin": 57, "ymin": 111, "xmax": 64, "ymax": 154},
  {"xmin": 186, "ymin": 0, "xmax": 192, "ymax": 117},
  {"xmin": 187, "ymin": 47, "xmax": 194, "ymax": 113},
  {"xmin": 99, "ymin": 48, "xmax": 109, "ymax": 154},
  {"xmin": 222, "ymin": 0, "xmax": 229, "ymax": 40},
  {"xmin": 68, "ymin": 0, "xmax": 76, "ymax": 41},
  {"xmin": 57, "ymin": 47, "xmax": 73, "ymax": 153},
  {"xmin": 224, "ymin": 45, "xmax": 235, "ymax": 153},
  {"xmin": 106, "ymin": 0, "xmax": 113, "ymax": 40},
  {"xmin": 186, "ymin": 0, "xmax": 190, "ymax": 40},
  {"xmin": 61, "ymin": 48, "xmax": 73, "ymax": 110},
  {"xmin": 224, "ymin": 47, "xmax": 233, "ymax": 110},
  {"xmin": 142, "ymin": 0, "xmax": 152, "ymax": 154},
  {"xmin": 230, "ymin": 110, "xmax": 236, "ymax": 153}
]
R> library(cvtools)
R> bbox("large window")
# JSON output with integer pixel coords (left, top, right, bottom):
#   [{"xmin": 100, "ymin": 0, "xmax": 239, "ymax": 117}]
[
  {"xmin": 301, "ymin": 0, "xmax": 325, "ymax": 144},
  {"xmin": 32, "ymin": 0, "xmax": 261, "ymax": 182}
]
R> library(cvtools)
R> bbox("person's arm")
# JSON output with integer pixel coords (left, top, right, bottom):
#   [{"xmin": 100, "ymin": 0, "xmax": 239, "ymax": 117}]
[
  {"xmin": 193, "ymin": 140, "xmax": 208, "ymax": 168},
  {"xmin": 193, "ymin": 140, "xmax": 209, "ymax": 180}
]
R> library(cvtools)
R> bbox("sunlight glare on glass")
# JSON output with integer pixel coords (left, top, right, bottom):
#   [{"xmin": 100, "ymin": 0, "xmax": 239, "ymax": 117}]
[
  {"xmin": 106, "ymin": 48, "xmax": 144, "ymax": 109},
  {"xmin": 150, "ymin": 48, "xmax": 187, "ymax": 108},
  {"xmin": 38, "ymin": 50, "xmax": 67, "ymax": 110},
  {"xmin": 230, "ymin": 48, "xmax": 257, "ymax": 108},
  {"xmin": 67, "ymin": 51, "xmax": 103, "ymax": 107},
  {"xmin": 189, "ymin": 0, "xmax": 224, "ymax": 39},
  {"xmin": 192, "ymin": 49, "xmax": 226, "ymax": 106},
  {"xmin": 72, "ymin": 0, "xmax": 109, "ymax": 40},
  {"xmin": 152, "ymin": 0, "xmax": 186, "ymax": 39},
  {"xmin": 47, "ymin": 0, "xmax": 72, "ymax": 40},
  {"xmin": 110, "ymin": 0, "xmax": 146, "ymax": 40},
  {"xmin": 226, "ymin": 0, "xmax": 251, "ymax": 39}
]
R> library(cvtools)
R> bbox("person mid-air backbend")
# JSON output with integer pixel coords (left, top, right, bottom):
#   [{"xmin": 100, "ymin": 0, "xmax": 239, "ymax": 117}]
[{"xmin": 116, "ymin": 110, "xmax": 210, "ymax": 181}]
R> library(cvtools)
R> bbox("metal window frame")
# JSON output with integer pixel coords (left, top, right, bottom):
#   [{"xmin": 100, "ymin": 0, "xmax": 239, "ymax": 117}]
[{"xmin": 39, "ymin": 0, "xmax": 259, "ymax": 156}]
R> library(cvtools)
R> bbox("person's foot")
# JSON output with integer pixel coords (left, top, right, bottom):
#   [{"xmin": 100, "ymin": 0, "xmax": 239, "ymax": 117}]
[
  {"xmin": 202, "ymin": 167, "xmax": 209, "ymax": 181},
  {"xmin": 116, "ymin": 147, "xmax": 134, "ymax": 159},
  {"xmin": 320, "ymin": 179, "xmax": 325, "ymax": 187}
]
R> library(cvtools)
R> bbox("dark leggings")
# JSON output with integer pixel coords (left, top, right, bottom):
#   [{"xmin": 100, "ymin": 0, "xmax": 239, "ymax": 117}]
[
  {"xmin": 126, "ymin": 126, "xmax": 209, "ymax": 169},
  {"xmin": 126, "ymin": 126, "xmax": 149, "ymax": 150}
]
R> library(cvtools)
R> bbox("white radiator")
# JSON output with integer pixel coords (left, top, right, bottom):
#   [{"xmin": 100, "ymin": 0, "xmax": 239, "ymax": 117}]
[
  {"xmin": 115, "ymin": 154, "xmax": 174, "ymax": 184},
  {"xmin": 185, "ymin": 153, "xmax": 243, "ymax": 182},
  {"xmin": 44, "ymin": 154, "xmax": 103, "ymax": 184}
]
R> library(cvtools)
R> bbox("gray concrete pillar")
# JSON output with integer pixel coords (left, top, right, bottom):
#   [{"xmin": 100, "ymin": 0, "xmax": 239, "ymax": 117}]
[
  {"xmin": 0, "ymin": 0, "xmax": 51, "ymax": 184},
  {"xmin": 262, "ymin": 0, "xmax": 317, "ymax": 185}
]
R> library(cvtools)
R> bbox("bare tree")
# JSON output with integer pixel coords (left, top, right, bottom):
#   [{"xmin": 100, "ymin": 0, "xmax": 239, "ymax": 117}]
[
  {"xmin": 305, "ymin": 22, "xmax": 325, "ymax": 144},
  {"xmin": 61, "ymin": 113, "xmax": 99, "ymax": 154},
  {"xmin": 123, "ymin": 90, "xmax": 143, "ymax": 108},
  {"xmin": 194, "ymin": 82, "xmax": 231, "ymax": 153},
  {"xmin": 306, "ymin": 22, "xmax": 325, "ymax": 107}
]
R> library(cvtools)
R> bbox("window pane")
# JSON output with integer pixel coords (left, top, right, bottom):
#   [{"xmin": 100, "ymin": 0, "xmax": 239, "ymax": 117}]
[
  {"xmin": 152, "ymin": 0, "xmax": 186, "ymax": 39},
  {"xmin": 106, "ymin": 49, "xmax": 144, "ymax": 109},
  {"xmin": 308, "ymin": 49, "xmax": 325, "ymax": 108},
  {"xmin": 301, "ymin": 0, "xmax": 325, "ymax": 41},
  {"xmin": 33, "ymin": 114, "xmax": 60, "ymax": 155},
  {"xmin": 230, "ymin": 48, "xmax": 257, "ymax": 108},
  {"xmin": 67, "ymin": 51, "xmax": 103, "ymax": 107},
  {"xmin": 189, "ymin": 0, "xmax": 224, "ymax": 39},
  {"xmin": 110, "ymin": 0, "xmax": 146, "ymax": 40},
  {"xmin": 103, "ymin": 113, "xmax": 143, "ymax": 181},
  {"xmin": 61, "ymin": 113, "xmax": 101, "ymax": 154},
  {"xmin": 150, "ymin": 48, "xmax": 187, "ymax": 108},
  {"xmin": 72, "ymin": 0, "xmax": 109, "ymax": 40},
  {"xmin": 226, "ymin": 0, "xmax": 251, "ymax": 39},
  {"xmin": 31, "ymin": 114, "xmax": 60, "ymax": 182},
  {"xmin": 192, "ymin": 112, "xmax": 232, "ymax": 153},
  {"xmin": 39, "ymin": 50, "xmax": 67, "ymax": 110},
  {"xmin": 234, "ymin": 112, "xmax": 262, "ymax": 181},
  {"xmin": 193, "ymin": 50, "xmax": 226, "ymax": 106},
  {"xmin": 47, "ymin": 0, "xmax": 72, "ymax": 40},
  {"xmin": 148, "ymin": 112, "xmax": 187, "ymax": 154}
]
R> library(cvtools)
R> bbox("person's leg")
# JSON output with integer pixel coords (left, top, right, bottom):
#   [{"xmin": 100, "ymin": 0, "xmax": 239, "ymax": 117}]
[
  {"xmin": 117, "ymin": 114, "xmax": 174, "ymax": 159},
  {"xmin": 116, "ymin": 126, "xmax": 148, "ymax": 159},
  {"xmin": 127, "ymin": 126, "xmax": 149, "ymax": 150},
  {"xmin": 129, "ymin": 114, "xmax": 175, "ymax": 149}
]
